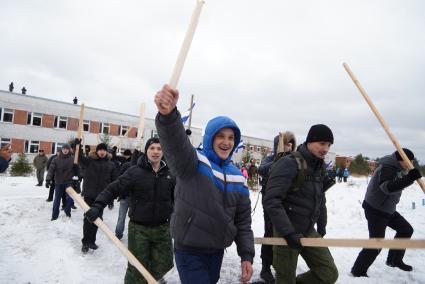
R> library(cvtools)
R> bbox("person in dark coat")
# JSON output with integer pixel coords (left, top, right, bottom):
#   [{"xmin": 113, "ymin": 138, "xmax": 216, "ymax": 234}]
[
  {"xmin": 263, "ymin": 124, "xmax": 338, "ymax": 284},
  {"xmin": 8, "ymin": 82, "xmax": 14, "ymax": 92},
  {"xmin": 257, "ymin": 132, "xmax": 296, "ymax": 284},
  {"xmin": 351, "ymin": 148, "xmax": 422, "ymax": 277},
  {"xmin": 77, "ymin": 142, "xmax": 118, "ymax": 252},
  {"xmin": 85, "ymin": 138, "xmax": 175, "ymax": 283},
  {"xmin": 0, "ymin": 144, "xmax": 12, "ymax": 173},
  {"xmin": 114, "ymin": 149, "xmax": 133, "ymax": 240},
  {"xmin": 21, "ymin": 87, "xmax": 27, "ymax": 94},
  {"xmin": 33, "ymin": 149, "xmax": 48, "ymax": 186},
  {"xmin": 46, "ymin": 144, "xmax": 75, "ymax": 220},
  {"xmin": 153, "ymin": 85, "xmax": 255, "ymax": 284}
]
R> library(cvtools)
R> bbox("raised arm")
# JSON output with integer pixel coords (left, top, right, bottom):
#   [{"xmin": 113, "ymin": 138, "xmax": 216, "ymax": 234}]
[{"xmin": 154, "ymin": 85, "xmax": 198, "ymax": 178}]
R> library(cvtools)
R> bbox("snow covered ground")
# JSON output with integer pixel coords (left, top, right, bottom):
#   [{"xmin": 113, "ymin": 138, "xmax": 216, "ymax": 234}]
[{"xmin": 1, "ymin": 175, "xmax": 424, "ymax": 283}]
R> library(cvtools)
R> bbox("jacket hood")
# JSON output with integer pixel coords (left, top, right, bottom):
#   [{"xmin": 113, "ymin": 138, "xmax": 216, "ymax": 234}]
[
  {"xmin": 379, "ymin": 154, "xmax": 402, "ymax": 170},
  {"xmin": 88, "ymin": 151, "xmax": 112, "ymax": 160},
  {"xmin": 274, "ymin": 131, "xmax": 297, "ymax": 155},
  {"xmin": 202, "ymin": 116, "xmax": 241, "ymax": 166}
]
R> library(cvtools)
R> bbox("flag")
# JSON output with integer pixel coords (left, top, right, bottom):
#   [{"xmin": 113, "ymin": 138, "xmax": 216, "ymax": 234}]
[
  {"xmin": 181, "ymin": 102, "xmax": 196, "ymax": 125},
  {"xmin": 234, "ymin": 140, "xmax": 245, "ymax": 153}
]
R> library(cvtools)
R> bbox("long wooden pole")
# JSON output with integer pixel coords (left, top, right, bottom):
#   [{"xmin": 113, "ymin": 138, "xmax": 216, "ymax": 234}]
[
  {"xmin": 168, "ymin": 0, "xmax": 205, "ymax": 89},
  {"xmin": 74, "ymin": 104, "xmax": 85, "ymax": 164},
  {"xmin": 66, "ymin": 187, "xmax": 158, "ymax": 284},
  {"xmin": 255, "ymin": 237, "xmax": 425, "ymax": 249},
  {"xmin": 342, "ymin": 63, "xmax": 425, "ymax": 193},
  {"xmin": 187, "ymin": 94, "xmax": 194, "ymax": 130}
]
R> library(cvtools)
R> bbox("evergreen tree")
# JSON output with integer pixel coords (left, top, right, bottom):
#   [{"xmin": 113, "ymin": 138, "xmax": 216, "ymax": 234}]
[
  {"xmin": 99, "ymin": 133, "xmax": 111, "ymax": 147},
  {"xmin": 349, "ymin": 154, "xmax": 371, "ymax": 176},
  {"xmin": 10, "ymin": 153, "xmax": 33, "ymax": 176}
]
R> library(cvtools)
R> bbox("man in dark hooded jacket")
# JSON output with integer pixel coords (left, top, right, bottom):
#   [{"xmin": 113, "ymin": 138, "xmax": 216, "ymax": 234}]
[
  {"xmin": 258, "ymin": 132, "xmax": 296, "ymax": 283},
  {"xmin": 154, "ymin": 84, "xmax": 255, "ymax": 284},
  {"xmin": 77, "ymin": 142, "xmax": 118, "ymax": 252},
  {"xmin": 351, "ymin": 148, "xmax": 422, "ymax": 277},
  {"xmin": 264, "ymin": 124, "xmax": 338, "ymax": 284}
]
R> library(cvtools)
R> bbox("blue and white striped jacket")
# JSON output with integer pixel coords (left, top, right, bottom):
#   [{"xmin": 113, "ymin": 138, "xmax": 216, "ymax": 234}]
[{"xmin": 156, "ymin": 109, "xmax": 254, "ymax": 263}]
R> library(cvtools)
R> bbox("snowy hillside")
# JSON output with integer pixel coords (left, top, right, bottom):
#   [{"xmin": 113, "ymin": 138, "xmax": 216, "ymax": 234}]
[{"xmin": 1, "ymin": 175, "xmax": 424, "ymax": 283}]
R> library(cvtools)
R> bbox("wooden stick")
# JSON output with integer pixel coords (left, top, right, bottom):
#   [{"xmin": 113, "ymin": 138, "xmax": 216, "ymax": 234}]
[
  {"xmin": 255, "ymin": 237, "xmax": 425, "ymax": 249},
  {"xmin": 169, "ymin": 0, "xmax": 205, "ymax": 89},
  {"xmin": 188, "ymin": 94, "xmax": 194, "ymax": 130},
  {"xmin": 66, "ymin": 187, "xmax": 158, "ymax": 284},
  {"xmin": 74, "ymin": 104, "xmax": 85, "ymax": 164},
  {"xmin": 137, "ymin": 103, "xmax": 146, "ymax": 151},
  {"xmin": 343, "ymin": 63, "xmax": 425, "ymax": 193}
]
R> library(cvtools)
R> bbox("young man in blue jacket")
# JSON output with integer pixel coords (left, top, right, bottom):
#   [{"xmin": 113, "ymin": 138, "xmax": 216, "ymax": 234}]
[{"xmin": 154, "ymin": 84, "xmax": 255, "ymax": 284}]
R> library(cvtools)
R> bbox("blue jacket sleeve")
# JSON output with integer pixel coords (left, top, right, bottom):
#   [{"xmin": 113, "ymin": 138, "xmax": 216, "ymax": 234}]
[{"xmin": 0, "ymin": 157, "xmax": 9, "ymax": 173}]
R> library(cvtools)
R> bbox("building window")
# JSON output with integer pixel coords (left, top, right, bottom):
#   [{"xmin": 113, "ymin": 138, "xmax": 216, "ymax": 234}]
[
  {"xmin": 1, "ymin": 108, "xmax": 14, "ymax": 123},
  {"xmin": 120, "ymin": 125, "xmax": 129, "ymax": 136},
  {"xmin": 51, "ymin": 142, "xmax": 65, "ymax": 154},
  {"xmin": 249, "ymin": 145, "xmax": 254, "ymax": 151},
  {"xmin": 1, "ymin": 138, "xmax": 11, "ymax": 148},
  {"xmin": 54, "ymin": 116, "xmax": 68, "ymax": 129},
  {"xmin": 83, "ymin": 120, "xmax": 90, "ymax": 132},
  {"xmin": 27, "ymin": 112, "xmax": 43, "ymax": 126},
  {"xmin": 257, "ymin": 146, "xmax": 261, "ymax": 152},
  {"xmin": 151, "ymin": 130, "xmax": 159, "ymax": 138},
  {"xmin": 99, "ymin": 123, "xmax": 110, "ymax": 134},
  {"xmin": 25, "ymin": 140, "xmax": 40, "ymax": 153}
]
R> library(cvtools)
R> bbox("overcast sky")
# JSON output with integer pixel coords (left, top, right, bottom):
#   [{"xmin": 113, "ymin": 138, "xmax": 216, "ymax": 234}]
[{"xmin": 1, "ymin": 0, "xmax": 424, "ymax": 162}]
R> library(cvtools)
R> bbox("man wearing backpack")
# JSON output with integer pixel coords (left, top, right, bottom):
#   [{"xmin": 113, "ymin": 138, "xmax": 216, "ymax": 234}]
[
  {"xmin": 258, "ymin": 132, "xmax": 296, "ymax": 284},
  {"xmin": 264, "ymin": 124, "xmax": 338, "ymax": 284}
]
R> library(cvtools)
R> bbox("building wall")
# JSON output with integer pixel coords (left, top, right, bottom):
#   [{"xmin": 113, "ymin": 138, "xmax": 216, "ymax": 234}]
[{"xmin": 0, "ymin": 90, "xmax": 203, "ymax": 157}]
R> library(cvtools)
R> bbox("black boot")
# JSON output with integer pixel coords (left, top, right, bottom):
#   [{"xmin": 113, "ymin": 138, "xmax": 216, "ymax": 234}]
[
  {"xmin": 82, "ymin": 244, "xmax": 89, "ymax": 253},
  {"xmin": 260, "ymin": 266, "xmax": 275, "ymax": 283},
  {"xmin": 351, "ymin": 268, "xmax": 368, "ymax": 277},
  {"xmin": 87, "ymin": 243, "xmax": 98, "ymax": 250},
  {"xmin": 386, "ymin": 260, "xmax": 413, "ymax": 271}
]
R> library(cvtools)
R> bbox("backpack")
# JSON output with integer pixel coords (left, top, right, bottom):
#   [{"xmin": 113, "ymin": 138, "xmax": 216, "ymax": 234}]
[{"xmin": 263, "ymin": 151, "xmax": 326, "ymax": 193}]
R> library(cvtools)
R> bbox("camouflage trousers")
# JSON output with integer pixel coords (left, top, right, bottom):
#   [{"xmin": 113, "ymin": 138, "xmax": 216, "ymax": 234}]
[
  {"xmin": 273, "ymin": 230, "xmax": 338, "ymax": 284},
  {"xmin": 124, "ymin": 222, "xmax": 174, "ymax": 284}
]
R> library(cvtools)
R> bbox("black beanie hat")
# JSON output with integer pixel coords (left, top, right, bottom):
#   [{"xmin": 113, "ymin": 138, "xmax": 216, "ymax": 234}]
[
  {"xmin": 395, "ymin": 148, "xmax": 414, "ymax": 161},
  {"xmin": 62, "ymin": 143, "xmax": 71, "ymax": 150},
  {"xmin": 306, "ymin": 124, "xmax": 334, "ymax": 144},
  {"xmin": 123, "ymin": 149, "xmax": 132, "ymax": 156},
  {"xmin": 96, "ymin": 143, "xmax": 108, "ymax": 152},
  {"xmin": 144, "ymin": 137, "xmax": 160, "ymax": 153}
]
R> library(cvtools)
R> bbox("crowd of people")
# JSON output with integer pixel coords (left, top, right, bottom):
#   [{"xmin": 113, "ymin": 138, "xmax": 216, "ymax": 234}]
[{"xmin": 1, "ymin": 84, "xmax": 423, "ymax": 284}]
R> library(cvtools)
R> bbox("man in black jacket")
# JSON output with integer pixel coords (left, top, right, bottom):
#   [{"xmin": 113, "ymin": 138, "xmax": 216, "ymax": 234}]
[
  {"xmin": 46, "ymin": 144, "xmax": 75, "ymax": 220},
  {"xmin": 85, "ymin": 138, "xmax": 175, "ymax": 283},
  {"xmin": 258, "ymin": 132, "xmax": 296, "ymax": 284},
  {"xmin": 77, "ymin": 142, "xmax": 118, "ymax": 252},
  {"xmin": 351, "ymin": 148, "xmax": 422, "ymax": 277},
  {"xmin": 264, "ymin": 124, "xmax": 338, "ymax": 284}
]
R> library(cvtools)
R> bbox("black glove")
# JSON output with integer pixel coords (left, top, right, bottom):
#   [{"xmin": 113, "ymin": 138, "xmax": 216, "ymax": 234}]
[
  {"xmin": 85, "ymin": 206, "xmax": 102, "ymax": 223},
  {"xmin": 406, "ymin": 168, "xmax": 422, "ymax": 182},
  {"xmin": 72, "ymin": 164, "xmax": 80, "ymax": 176},
  {"xmin": 74, "ymin": 138, "xmax": 82, "ymax": 145},
  {"xmin": 284, "ymin": 232, "xmax": 303, "ymax": 251},
  {"xmin": 317, "ymin": 227, "xmax": 326, "ymax": 237},
  {"xmin": 45, "ymin": 180, "xmax": 51, "ymax": 188},
  {"xmin": 185, "ymin": 129, "xmax": 192, "ymax": 136}
]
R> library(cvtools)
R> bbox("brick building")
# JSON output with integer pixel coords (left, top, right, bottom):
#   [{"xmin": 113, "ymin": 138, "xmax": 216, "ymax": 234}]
[{"xmin": 0, "ymin": 90, "xmax": 203, "ymax": 158}]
